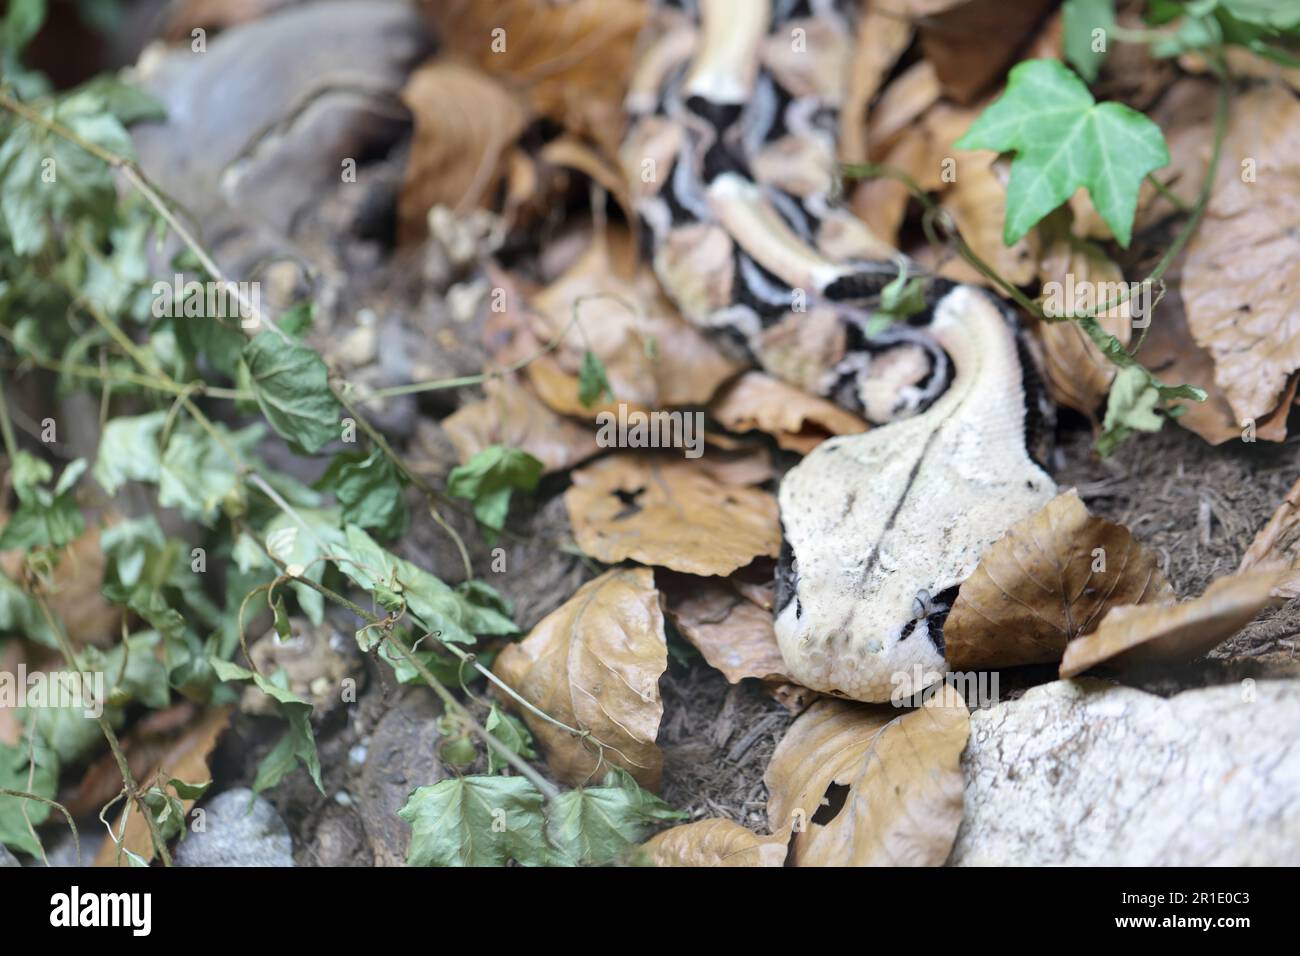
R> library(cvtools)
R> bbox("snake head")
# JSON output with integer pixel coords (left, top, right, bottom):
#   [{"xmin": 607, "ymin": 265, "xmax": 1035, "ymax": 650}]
[{"xmin": 774, "ymin": 286, "xmax": 1056, "ymax": 702}]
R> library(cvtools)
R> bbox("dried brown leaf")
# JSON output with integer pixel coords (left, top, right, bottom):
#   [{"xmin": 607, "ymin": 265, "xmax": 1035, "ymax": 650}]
[
  {"xmin": 840, "ymin": 0, "xmax": 915, "ymax": 164},
  {"xmin": 659, "ymin": 572, "xmax": 790, "ymax": 684},
  {"xmin": 421, "ymin": 0, "xmax": 646, "ymax": 159},
  {"xmin": 442, "ymin": 375, "xmax": 600, "ymax": 475},
  {"xmin": 914, "ymin": 0, "xmax": 1056, "ymax": 104},
  {"xmin": 867, "ymin": 61, "xmax": 940, "ymax": 158},
  {"xmin": 1239, "ymin": 475, "xmax": 1300, "ymax": 598},
  {"xmin": 1182, "ymin": 86, "xmax": 1300, "ymax": 424},
  {"xmin": 492, "ymin": 567, "xmax": 667, "ymax": 789},
  {"xmin": 525, "ymin": 235, "xmax": 743, "ymax": 415},
  {"xmin": 1059, "ymin": 569, "xmax": 1285, "ymax": 678},
  {"xmin": 764, "ymin": 686, "xmax": 969, "ymax": 867},
  {"xmin": 565, "ymin": 454, "xmax": 780, "ymax": 576},
  {"xmin": 2, "ymin": 520, "xmax": 121, "ymax": 647},
  {"xmin": 945, "ymin": 490, "xmax": 1172, "ymax": 670},
  {"xmin": 709, "ymin": 371, "xmax": 868, "ymax": 453},
  {"xmin": 1034, "ymin": 219, "xmax": 1131, "ymax": 420},
  {"xmin": 397, "ymin": 61, "xmax": 527, "ymax": 241},
  {"xmin": 944, "ymin": 150, "xmax": 1039, "ymax": 287},
  {"xmin": 642, "ymin": 818, "xmax": 788, "ymax": 867}
]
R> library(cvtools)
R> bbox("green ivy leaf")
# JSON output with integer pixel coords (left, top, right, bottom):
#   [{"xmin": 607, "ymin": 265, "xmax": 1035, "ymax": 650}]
[
  {"xmin": 544, "ymin": 769, "xmax": 686, "ymax": 866},
  {"xmin": 0, "ymin": 0, "xmax": 47, "ymax": 57},
  {"xmin": 211, "ymin": 659, "xmax": 323, "ymax": 794},
  {"xmin": 158, "ymin": 422, "xmax": 262, "ymax": 524},
  {"xmin": 242, "ymin": 331, "xmax": 340, "ymax": 454},
  {"xmin": 0, "ymin": 457, "xmax": 85, "ymax": 550},
  {"xmin": 578, "ymin": 350, "xmax": 613, "ymax": 407},
  {"xmin": 484, "ymin": 703, "xmax": 535, "ymax": 774},
  {"xmin": 1063, "ymin": 0, "xmax": 1116, "ymax": 82},
  {"xmin": 315, "ymin": 447, "xmax": 408, "ymax": 539},
  {"xmin": 955, "ymin": 59, "xmax": 1169, "ymax": 247},
  {"xmin": 400, "ymin": 775, "xmax": 551, "ymax": 866},
  {"xmin": 92, "ymin": 410, "xmax": 166, "ymax": 494},
  {"xmin": 447, "ymin": 445, "xmax": 543, "ymax": 540},
  {"xmin": 0, "ymin": 570, "xmax": 56, "ymax": 647},
  {"xmin": 0, "ymin": 738, "xmax": 58, "ymax": 856},
  {"xmin": 335, "ymin": 525, "xmax": 517, "ymax": 644}
]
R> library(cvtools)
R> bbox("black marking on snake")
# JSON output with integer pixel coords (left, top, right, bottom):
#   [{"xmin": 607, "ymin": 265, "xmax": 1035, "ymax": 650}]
[{"xmin": 858, "ymin": 419, "xmax": 945, "ymax": 587}]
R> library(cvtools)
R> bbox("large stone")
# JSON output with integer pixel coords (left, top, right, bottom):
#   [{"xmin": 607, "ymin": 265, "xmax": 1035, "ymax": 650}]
[
  {"xmin": 175, "ymin": 788, "xmax": 294, "ymax": 867},
  {"xmin": 951, "ymin": 679, "xmax": 1300, "ymax": 865}
]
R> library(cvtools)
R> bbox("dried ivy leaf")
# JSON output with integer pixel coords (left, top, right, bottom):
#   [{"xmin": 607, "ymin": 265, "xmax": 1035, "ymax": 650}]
[
  {"xmin": 764, "ymin": 685, "xmax": 969, "ymax": 867},
  {"xmin": 400, "ymin": 775, "xmax": 549, "ymax": 867},
  {"xmin": 493, "ymin": 567, "xmax": 668, "ymax": 789},
  {"xmin": 421, "ymin": 0, "xmax": 646, "ymax": 159},
  {"xmin": 945, "ymin": 489, "xmax": 1172, "ymax": 670},
  {"xmin": 566, "ymin": 453, "xmax": 780, "ymax": 576},
  {"xmin": 641, "ymin": 818, "xmax": 788, "ymax": 867},
  {"xmin": 242, "ymin": 331, "xmax": 340, "ymax": 455},
  {"xmin": 1059, "ymin": 568, "xmax": 1285, "ymax": 677}
]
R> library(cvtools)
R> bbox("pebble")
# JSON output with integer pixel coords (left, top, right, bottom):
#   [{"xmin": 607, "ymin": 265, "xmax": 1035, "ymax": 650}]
[{"xmin": 174, "ymin": 788, "xmax": 294, "ymax": 867}]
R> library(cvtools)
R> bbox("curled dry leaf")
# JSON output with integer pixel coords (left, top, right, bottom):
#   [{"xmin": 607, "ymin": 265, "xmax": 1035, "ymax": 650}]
[
  {"xmin": 565, "ymin": 454, "xmax": 780, "ymax": 577},
  {"xmin": 1059, "ymin": 568, "xmax": 1285, "ymax": 678},
  {"xmin": 867, "ymin": 61, "xmax": 941, "ymax": 158},
  {"xmin": 708, "ymin": 371, "xmax": 868, "ymax": 454},
  {"xmin": 493, "ymin": 567, "xmax": 667, "ymax": 789},
  {"xmin": 420, "ymin": 0, "xmax": 646, "ymax": 159},
  {"xmin": 2, "ymin": 519, "xmax": 121, "ymax": 647},
  {"xmin": 944, "ymin": 489, "xmax": 1172, "ymax": 670},
  {"xmin": 397, "ymin": 61, "xmax": 528, "ymax": 242},
  {"xmin": 1182, "ymin": 86, "xmax": 1300, "ymax": 425},
  {"xmin": 659, "ymin": 571, "xmax": 791, "ymax": 685},
  {"xmin": 840, "ymin": 0, "xmax": 914, "ymax": 164},
  {"xmin": 1034, "ymin": 216, "xmax": 1132, "ymax": 419},
  {"xmin": 95, "ymin": 707, "xmax": 231, "ymax": 867},
  {"xmin": 945, "ymin": 158, "xmax": 1039, "ymax": 286},
  {"xmin": 764, "ymin": 686, "xmax": 969, "ymax": 867},
  {"xmin": 523, "ymin": 234, "xmax": 743, "ymax": 416},
  {"xmin": 442, "ymin": 375, "xmax": 600, "ymax": 475},
  {"xmin": 913, "ymin": 0, "xmax": 1056, "ymax": 104},
  {"xmin": 642, "ymin": 818, "xmax": 787, "ymax": 867},
  {"xmin": 1238, "ymin": 475, "xmax": 1300, "ymax": 598}
]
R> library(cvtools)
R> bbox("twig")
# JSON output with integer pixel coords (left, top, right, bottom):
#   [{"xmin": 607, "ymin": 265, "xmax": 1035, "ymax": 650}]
[{"xmin": 33, "ymin": 594, "xmax": 172, "ymax": 866}]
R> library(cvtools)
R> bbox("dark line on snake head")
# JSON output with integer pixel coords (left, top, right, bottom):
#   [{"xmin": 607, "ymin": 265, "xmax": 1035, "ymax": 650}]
[{"xmin": 858, "ymin": 418, "xmax": 945, "ymax": 586}]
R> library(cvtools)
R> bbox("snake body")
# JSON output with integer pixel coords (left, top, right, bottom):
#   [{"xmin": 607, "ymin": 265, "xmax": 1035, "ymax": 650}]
[
  {"xmin": 623, "ymin": 0, "xmax": 1059, "ymax": 702},
  {"xmin": 623, "ymin": 0, "xmax": 953, "ymax": 424}
]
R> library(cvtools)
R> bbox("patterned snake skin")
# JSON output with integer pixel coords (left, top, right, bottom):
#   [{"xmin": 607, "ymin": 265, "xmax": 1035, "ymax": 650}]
[{"xmin": 622, "ymin": 0, "xmax": 954, "ymax": 425}]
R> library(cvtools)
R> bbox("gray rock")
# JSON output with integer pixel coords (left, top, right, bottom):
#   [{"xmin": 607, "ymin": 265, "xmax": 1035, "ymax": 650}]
[
  {"xmin": 358, "ymin": 690, "xmax": 445, "ymax": 866},
  {"xmin": 952, "ymin": 679, "xmax": 1300, "ymax": 865},
  {"xmin": 0, "ymin": 844, "xmax": 19, "ymax": 867},
  {"xmin": 175, "ymin": 788, "xmax": 294, "ymax": 867}
]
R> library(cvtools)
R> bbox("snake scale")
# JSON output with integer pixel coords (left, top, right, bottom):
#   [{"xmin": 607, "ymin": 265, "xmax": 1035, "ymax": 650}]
[{"xmin": 622, "ymin": 0, "xmax": 1058, "ymax": 702}]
